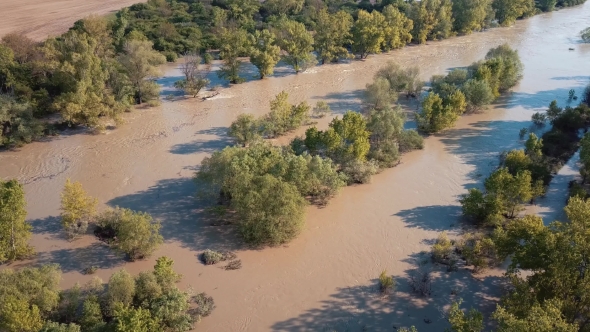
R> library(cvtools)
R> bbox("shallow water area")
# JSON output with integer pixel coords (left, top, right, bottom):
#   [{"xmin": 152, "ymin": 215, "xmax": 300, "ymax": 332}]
[{"xmin": 1, "ymin": 4, "xmax": 590, "ymax": 331}]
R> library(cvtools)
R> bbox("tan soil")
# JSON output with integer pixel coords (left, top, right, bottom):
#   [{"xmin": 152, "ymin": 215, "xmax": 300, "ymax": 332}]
[
  {"xmin": 1, "ymin": 3, "xmax": 590, "ymax": 331},
  {"xmin": 0, "ymin": 0, "xmax": 142, "ymax": 41}
]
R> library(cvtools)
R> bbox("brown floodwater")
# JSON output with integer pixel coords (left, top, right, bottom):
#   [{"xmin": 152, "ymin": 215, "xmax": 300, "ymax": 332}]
[{"xmin": 1, "ymin": 4, "xmax": 590, "ymax": 331}]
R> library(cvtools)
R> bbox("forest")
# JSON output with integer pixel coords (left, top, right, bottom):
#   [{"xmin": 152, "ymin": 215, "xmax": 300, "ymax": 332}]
[{"xmin": 1, "ymin": 0, "xmax": 588, "ymax": 147}]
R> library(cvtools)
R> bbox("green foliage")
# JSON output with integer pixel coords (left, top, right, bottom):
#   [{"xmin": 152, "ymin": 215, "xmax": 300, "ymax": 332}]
[
  {"xmin": 461, "ymin": 79, "xmax": 494, "ymax": 112},
  {"xmin": 341, "ymin": 159, "xmax": 379, "ymax": 184},
  {"xmin": 60, "ymin": 179, "xmax": 97, "ymax": 239},
  {"xmin": 304, "ymin": 111, "xmax": 371, "ymax": 163},
  {"xmin": 40, "ymin": 322, "xmax": 81, "ymax": 332},
  {"xmin": 174, "ymin": 53, "xmax": 209, "ymax": 98},
  {"xmin": 0, "ymin": 179, "xmax": 34, "ymax": 262},
  {"xmin": 0, "ymin": 95, "xmax": 45, "ymax": 147},
  {"xmin": 118, "ymin": 39, "xmax": 166, "ymax": 104},
  {"xmin": 410, "ymin": 0, "xmax": 454, "ymax": 43},
  {"xmin": 105, "ymin": 270, "xmax": 136, "ymax": 316},
  {"xmin": 431, "ymin": 231, "xmax": 453, "ymax": 264},
  {"xmin": 80, "ymin": 296, "xmax": 105, "ymax": 331},
  {"xmin": 352, "ymin": 10, "xmax": 386, "ymax": 59},
  {"xmin": 446, "ymin": 299, "xmax": 484, "ymax": 332},
  {"xmin": 228, "ymin": 113, "xmax": 260, "ymax": 146},
  {"xmin": 249, "ymin": 29, "xmax": 281, "ymax": 79},
  {"xmin": 399, "ymin": 130, "xmax": 425, "ymax": 153},
  {"xmin": 0, "ymin": 296, "xmax": 44, "ymax": 332},
  {"xmin": 582, "ymin": 27, "xmax": 590, "ymax": 42},
  {"xmin": 274, "ymin": 18, "xmax": 316, "ymax": 73},
  {"xmin": 493, "ymin": 300, "xmax": 577, "ymax": 332},
  {"xmin": 364, "ymin": 77, "xmax": 397, "ymax": 110},
  {"xmin": 312, "ymin": 101, "xmax": 332, "ymax": 118},
  {"xmin": 417, "ymin": 91, "xmax": 466, "ymax": 133},
  {"xmin": 201, "ymin": 249, "xmax": 226, "ymax": 265},
  {"xmin": 261, "ymin": 91, "xmax": 310, "ymax": 138},
  {"xmin": 234, "ymin": 174, "xmax": 307, "ymax": 246},
  {"xmin": 525, "ymin": 133, "xmax": 543, "ymax": 157},
  {"xmin": 458, "ymin": 232, "xmax": 498, "ymax": 272},
  {"xmin": 379, "ymin": 270, "xmax": 395, "ymax": 294},
  {"xmin": 96, "ymin": 207, "xmax": 163, "ymax": 261},
  {"xmin": 493, "ymin": 0, "xmax": 536, "ymax": 26},
  {"xmin": 382, "ymin": 5, "xmax": 413, "ymax": 51},
  {"xmin": 113, "ymin": 304, "xmax": 161, "ymax": 332},
  {"xmin": 192, "ymin": 293, "xmax": 216, "ymax": 321},
  {"xmin": 452, "ymin": 0, "xmax": 494, "ymax": 34},
  {"xmin": 314, "ymin": 9, "xmax": 353, "ymax": 64},
  {"xmin": 375, "ymin": 62, "xmax": 423, "ymax": 98},
  {"xmin": 218, "ymin": 28, "xmax": 250, "ymax": 84}
]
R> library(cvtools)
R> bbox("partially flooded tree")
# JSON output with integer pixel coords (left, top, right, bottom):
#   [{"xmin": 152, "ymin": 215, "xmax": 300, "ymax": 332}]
[
  {"xmin": 174, "ymin": 53, "xmax": 210, "ymax": 97},
  {"xmin": 228, "ymin": 113, "xmax": 260, "ymax": 146},
  {"xmin": 274, "ymin": 18, "xmax": 316, "ymax": 73},
  {"xmin": 452, "ymin": 0, "xmax": 494, "ymax": 34},
  {"xmin": 0, "ymin": 179, "xmax": 34, "ymax": 263},
  {"xmin": 352, "ymin": 10, "xmax": 386, "ymax": 59},
  {"xmin": 249, "ymin": 29, "xmax": 281, "ymax": 79},
  {"xmin": 118, "ymin": 39, "xmax": 166, "ymax": 104},
  {"xmin": 218, "ymin": 27, "xmax": 250, "ymax": 84},
  {"xmin": 382, "ymin": 5, "xmax": 413, "ymax": 51},
  {"xmin": 60, "ymin": 179, "xmax": 98, "ymax": 239},
  {"xmin": 314, "ymin": 9, "xmax": 353, "ymax": 64}
]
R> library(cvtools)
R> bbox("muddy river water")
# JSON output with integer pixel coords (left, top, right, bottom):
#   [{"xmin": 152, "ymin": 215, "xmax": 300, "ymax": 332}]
[{"xmin": 1, "ymin": 4, "xmax": 590, "ymax": 331}]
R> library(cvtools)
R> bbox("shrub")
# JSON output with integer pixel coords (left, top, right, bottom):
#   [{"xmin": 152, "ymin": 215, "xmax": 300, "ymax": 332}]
[
  {"xmin": 409, "ymin": 268, "xmax": 432, "ymax": 296},
  {"xmin": 228, "ymin": 114, "xmax": 260, "ymax": 146},
  {"xmin": 519, "ymin": 127, "xmax": 528, "ymax": 139},
  {"xmin": 379, "ymin": 270, "xmax": 395, "ymax": 294},
  {"xmin": 581, "ymin": 27, "xmax": 590, "ymax": 43},
  {"xmin": 201, "ymin": 249, "xmax": 225, "ymax": 265},
  {"xmin": 162, "ymin": 51, "xmax": 178, "ymax": 62},
  {"xmin": 461, "ymin": 79, "xmax": 494, "ymax": 112},
  {"xmin": 431, "ymin": 232, "xmax": 453, "ymax": 264},
  {"xmin": 225, "ymin": 260, "xmax": 242, "ymax": 270},
  {"xmin": 399, "ymin": 130, "xmax": 424, "ymax": 153},
  {"xmin": 457, "ymin": 233, "xmax": 498, "ymax": 273},
  {"xmin": 192, "ymin": 293, "xmax": 215, "ymax": 321},
  {"xmin": 341, "ymin": 159, "xmax": 379, "ymax": 184},
  {"xmin": 417, "ymin": 91, "xmax": 466, "ymax": 133},
  {"xmin": 60, "ymin": 179, "xmax": 97, "ymax": 239},
  {"xmin": 312, "ymin": 101, "xmax": 332, "ymax": 118},
  {"xmin": 261, "ymin": 91, "xmax": 310, "ymax": 138},
  {"xmin": 203, "ymin": 53, "xmax": 213, "ymax": 64},
  {"xmin": 96, "ymin": 207, "xmax": 163, "ymax": 261},
  {"xmin": 104, "ymin": 270, "xmax": 135, "ymax": 317},
  {"xmin": 83, "ymin": 266, "xmax": 98, "ymax": 275}
]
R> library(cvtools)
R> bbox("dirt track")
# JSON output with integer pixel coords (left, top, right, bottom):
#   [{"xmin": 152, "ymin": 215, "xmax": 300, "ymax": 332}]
[{"xmin": 0, "ymin": 0, "xmax": 142, "ymax": 41}]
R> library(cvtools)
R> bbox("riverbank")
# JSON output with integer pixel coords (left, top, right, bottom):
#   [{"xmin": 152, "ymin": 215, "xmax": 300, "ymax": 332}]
[{"xmin": 1, "ymin": 3, "xmax": 590, "ymax": 331}]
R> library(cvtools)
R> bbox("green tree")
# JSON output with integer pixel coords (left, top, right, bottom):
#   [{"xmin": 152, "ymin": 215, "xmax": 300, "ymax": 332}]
[
  {"xmin": 113, "ymin": 304, "xmax": 161, "ymax": 332},
  {"xmin": 525, "ymin": 133, "xmax": 543, "ymax": 157},
  {"xmin": 249, "ymin": 29, "xmax": 281, "ymax": 79},
  {"xmin": 104, "ymin": 270, "xmax": 136, "ymax": 317},
  {"xmin": 382, "ymin": 5, "xmax": 413, "ymax": 51},
  {"xmin": 225, "ymin": 0, "xmax": 260, "ymax": 31},
  {"xmin": 364, "ymin": 77, "xmax": 397, "ymax": 110},
  {"xmin": 352, "ymin": 10, "xmax": 386, "ymax": 59},
  {"xmin": 261, "ymin": 91, "xmax": 310, "ymax": 137},
  {"xmin": 40, "ymin": 322, "xmax": 81, "ymax": 332},
  {"xmin": 581, "ymin": 27, "xmax": 590, "ymax": 43},
  {"xmin": 410, "ymin": 0, "xmax": 453, "ymax": 43},
  {"xmin": 0, "ymin": 96, "xmax": 45, "ymax": 147},
  {"xmin": 314, "ymin": 9, "xmax": 353, "ymax": 64},
  {"xmin": 461, "ymin": 79, "xmax": 494, "ymax": 112},
  {"xmin": 484, "ymin": 168, "xmax": 534, "ymax": 218},
  {"xmin": 537, "ymin": 0, "xmax": 558, "ymax": 12},
  {"xmin": 228, "ymin": 113, "xmax": 261, "ymax": 146},
  {"xmin": 149, "ymin": 288, "xmax": 192, "ymax": 331},
  {"xmin": 274, "ymin": 19, "xmax": 316, "ymax": 73},
  {"xmin": 173, "ymin": 53, "xmax": 209, "ymax": 98},
  {"xmin": 153, "ymin": 256, "xmax": 182, "ymax": 291},
  {"xmin": 493, "ymin": 0, "xmax": 536, "ymax": 26},
  {"xmin": 60, "ymin": 179, "xmax": 97, "ymax": 239},
  {"xmin": 233, "ymin": 174, "xmax": 307, "ymax": 246},
  {"xmin": 0, "ymin": 179, "xmax": 34, "ymax": 262},
  {"xmin": 0, "ymin": 296, "xmax": 44, "ymax": 332},
  {"xmin": 96, "ymin": 207, "xmax": 163, "ymax": 261},
  {"xmin": 118, "ymin": 39, "xmax": 166, "ymax": 104},
  {"xmin": 80, "ymin": 296, "xmax": 105, "ymax": 331},
  {"xmin": 493, "ymin": 300, "xmax": 577, "ymax": 332},
  {"xmin": 446, "ymin": 299, "xmax": 484, "ymax": 332},
  {"xmin": 417, "ymin": 91, "xmax": 465, "ymax": 133},
  {"xmin": 218, "ymin": 27, "xmax": 250, "ymax": 84},
  {"xmin": 452, "ymin": 0, "xmax": 493, "ymax": 34}
]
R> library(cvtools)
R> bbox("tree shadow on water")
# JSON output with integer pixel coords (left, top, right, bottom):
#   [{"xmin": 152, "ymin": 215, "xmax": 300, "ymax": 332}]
[
  {"xmin": 271, "ymin": 258, "xmax": 505, "ymax": 332},
  {"xmin": 169, "ymin": 126, "xmax": 233, "ymax": 155},
  {"xmin": 312, "ymin": 89, "xmax": 365, "ymax": 115},
  {"xmin": 437, "ymin": 120, "xmax": 530, "ymax": 187},
  {"xmin": 394, "ymin": 205, "xmax": 462, "ymax": 231},
  {"xmin": 107, "ymin": 177, "xmax": 243, "ymax": 254},
  {"xmin": 29, "ymin": 216, "xmax": 62, "ymax": 238},
  {"xmin": 33, "ymin": 243, "xmax": 124, "ymax": 273}
]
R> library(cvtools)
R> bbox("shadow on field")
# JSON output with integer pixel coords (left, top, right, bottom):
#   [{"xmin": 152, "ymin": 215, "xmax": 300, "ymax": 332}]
[
  {"xmin": 169, "ymin": 126, "xmax": 233, "ymax": 155},
  {"xmin": 107, "ymin": 177, "xmax": 243, "ymax": 254},
  {"xmin": 272, "ymin": 253, "xmax": 505, "ymax": 332}
]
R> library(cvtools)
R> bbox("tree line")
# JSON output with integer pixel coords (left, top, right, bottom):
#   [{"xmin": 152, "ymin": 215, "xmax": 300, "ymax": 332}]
[
  {"xmin": 424, "ymin": 93, "xmax": 590, "ymax": 331},
  {"xmin": 0, "ymin": 257, "xmax": 215, "ymax": 332}
]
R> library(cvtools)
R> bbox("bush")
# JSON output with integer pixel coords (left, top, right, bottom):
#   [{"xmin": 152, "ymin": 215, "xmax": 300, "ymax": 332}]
[
  {"xmin": 201, "ymin": 249, "xmax": 225, "ymax": 265},
  {"xmin": 261, "ymin": 91, "xmax": 310, "ymax": 138},
  {"xmin": 228, "ymin": 114, "xmax": 260, "ymax": 146},
  {"xmin": 96, "ymin": 207, "xmax": 163, "ymax": 261},
  {"xmin": 457, "ymin": 233, "xmax": 498, "ymax": 273},
  {"xmin": 60, "ymin": 179, "xmax": 97, "ymax": 239},
  {"xmin": 203, "ymin": 53, "xmax": 213, "ymax": 64},
  {"xmin": 399, "ymin": 130, "xmax": 424, "ymax": 152},
  {"xmin": 225, "ymin": 260, "xmax": 242, "ymax": 270},
  {"xmin": 417, "ymin": 91, "xmax": 465, "ymax": 133},
  {"xmin": 192, "ymin": 293, "xmax": 215, "ymax": 321},
  {"xmin": 379, "ymin": 270, "xmax": 395, "ymax": 294},
  {"xmin": 409, "ymin": 268, "xmax": 432, "ymax": 296},
  {"xmin": 461, "ymin": 79, "xmax": 494, "ymax": 112},
  {"xmin": 581, "ymin": 27, "xmax": 590, "ymax": 43},
  {"xmin": 312, "ymin": 101, "xmax": 332, "ymax": 118},
  {"xmin": 162, "ymin": 51, "xmax": 178, "ymax": 62},
  {"xmin": 341, "ymin": 159, "xmax": 379, "ymax": 184},
  {"xmin": 431, "ymin": 232, "xmax": 453, "ymax": 264}
]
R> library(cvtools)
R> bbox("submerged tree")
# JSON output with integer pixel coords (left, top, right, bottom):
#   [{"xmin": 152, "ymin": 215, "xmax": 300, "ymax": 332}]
[
  {"xmin": 352, "ymin": 10, "xmax": 385, "ymax": 59},
  {"xmin": 0, "ymin": 179, "xmax": 34, "ymax": 262},
  {"xmin": 314, "ymin": 9, "xmax": 353, "ymax": 64},
  {"xmin": 249, "ymin": 29, "xmax": 281, "ymax": 79},
  {"xmin": 118, "ymin": 39, "xmax": 166, "ymax": 104},
  {"xmin": 218, "ymin": 27, "xmax": 251, "ymax": 84},
  {"xmin": 274, "ymin": 18, "xmax": 316, "ymax": 73},
  {"xmin": 60, "ymin": 179, "xmax": 98, "ymax": 239},
  {"xmin": 174, "ymin": 53, "xmax": 209, "ymax": 97}
]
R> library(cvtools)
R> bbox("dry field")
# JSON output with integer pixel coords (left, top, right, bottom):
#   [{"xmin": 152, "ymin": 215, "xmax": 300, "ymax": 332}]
[{"xmin": 0, "ymin": 0, "xmax": 143, "ymax": 41}]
